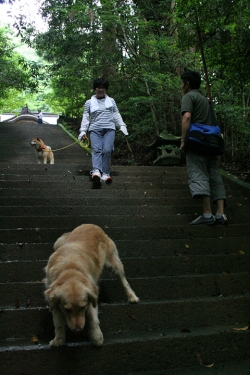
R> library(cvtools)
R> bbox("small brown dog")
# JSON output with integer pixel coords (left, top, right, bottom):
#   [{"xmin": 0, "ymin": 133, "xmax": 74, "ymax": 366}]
[
  {"xmin": 44, "ymin": 224, "xmax": 139, "ymax": 347},
  {"xmin": 30, "ymin": 137, "xmax": 54, "ymax": 164}
]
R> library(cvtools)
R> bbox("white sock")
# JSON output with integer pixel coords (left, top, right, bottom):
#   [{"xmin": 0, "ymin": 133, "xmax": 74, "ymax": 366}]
[{"xmin": 215, "ymin": 214, "xmax": 223, "ymax": 219}]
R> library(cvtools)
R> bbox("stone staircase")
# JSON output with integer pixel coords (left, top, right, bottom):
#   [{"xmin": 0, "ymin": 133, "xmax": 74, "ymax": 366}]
[{"xmin": 0, "ymin": 122, "xmax": 250, "ymax": 375}]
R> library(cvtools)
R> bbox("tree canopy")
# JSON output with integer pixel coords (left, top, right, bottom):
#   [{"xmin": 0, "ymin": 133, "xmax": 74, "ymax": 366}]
[
  {"xmin": 2, "ymin": 0, "xmax": 250, "ymax": 164},
  {"xmin": 0, "ymin": 25, "xmax": 43, "ymax": 111}
]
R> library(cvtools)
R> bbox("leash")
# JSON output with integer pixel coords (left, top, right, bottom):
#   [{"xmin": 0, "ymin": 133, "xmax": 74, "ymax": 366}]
[
  {"xmin": 124, "ymin": 136, "xmax": 134, "ymax": 159},
  {"xmin": 41, "ymin": 138, "xmax": 90, "ymax": 152}
]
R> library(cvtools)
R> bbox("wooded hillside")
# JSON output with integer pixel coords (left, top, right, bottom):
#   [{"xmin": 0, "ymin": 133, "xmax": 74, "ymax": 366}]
[{"xmin": 1, "ymin": 0, "xmax": 250, "ymax": 168}]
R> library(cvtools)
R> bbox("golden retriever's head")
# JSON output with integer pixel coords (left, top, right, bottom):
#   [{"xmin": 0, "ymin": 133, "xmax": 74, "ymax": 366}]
[{"xmin": 45, "ymin": 279, "xmax": 98, "ymax": 332}]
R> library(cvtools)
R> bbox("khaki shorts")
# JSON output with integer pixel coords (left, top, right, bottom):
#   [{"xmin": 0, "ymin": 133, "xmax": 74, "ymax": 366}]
[{"xmin": 186, "ymin": 151, "xmax": 226, "ymax": 203}]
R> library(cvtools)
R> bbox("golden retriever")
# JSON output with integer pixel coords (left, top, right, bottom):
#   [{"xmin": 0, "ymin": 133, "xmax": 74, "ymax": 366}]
[
  {"xmin": 44, "ymin": 224, "xmax": 139, "ymax": 347},
  {"xmin": 30, "ymin": 137, "xmax": 54, "ymax": 164}
]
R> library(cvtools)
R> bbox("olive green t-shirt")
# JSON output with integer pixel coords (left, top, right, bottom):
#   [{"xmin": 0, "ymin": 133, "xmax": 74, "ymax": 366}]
[{"xmin": 181, "ymin": 89, "xmax": 213, "ymax": 125}]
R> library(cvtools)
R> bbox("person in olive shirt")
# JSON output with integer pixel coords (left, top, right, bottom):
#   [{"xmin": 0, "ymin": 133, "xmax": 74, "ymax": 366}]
[{"xmin": 180, "ymin": 69, "xmax": 227, "ymax": 225}]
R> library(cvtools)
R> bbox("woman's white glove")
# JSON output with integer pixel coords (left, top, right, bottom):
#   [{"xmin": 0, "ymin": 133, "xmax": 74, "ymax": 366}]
[
  {"xmin": 120, "ymin": 125, "xmax": 128, "ymax": 135},
  {"xmin": 78, "ymin": 132, "xmax": 86, "ymax": 141}
]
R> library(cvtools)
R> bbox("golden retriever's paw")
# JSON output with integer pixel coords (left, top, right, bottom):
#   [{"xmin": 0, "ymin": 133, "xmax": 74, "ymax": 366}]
[
  {"xmin": 128, "ymin": 294, "xmax": 139, "ymax": 303},
  {"xmin": 90, "ymin": 330, "xmax": 104, "ymax": 346},
  {"xmin": 49, "ymin": 338, "xmax": 64, "ymax": 347}
]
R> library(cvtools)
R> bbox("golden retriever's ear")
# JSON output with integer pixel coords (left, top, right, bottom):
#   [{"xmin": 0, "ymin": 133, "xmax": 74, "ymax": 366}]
[
  {"xmin": 88, "ymin": 283, "xmax": 98, "ymax": 308},
  {"xmin": 88, "ymin": 291, "xmax": 97, "ymax": 308},
  {"xmin": 44, "ymin": 288, "xmax": 58, "ymax": 311}
]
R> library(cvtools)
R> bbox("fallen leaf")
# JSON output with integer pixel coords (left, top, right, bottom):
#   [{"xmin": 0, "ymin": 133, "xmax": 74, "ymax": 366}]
[
  {"xmin": 234, "ymin": 250, "xmax": 245, "ymax": 255},
  {"xmin": 233, "ymin": 323, "xmax": 250, "ymax": 331},
  {"xmin": 194, "ymin": 351, "xmax": 202, "ymax": 366},
  {"xmin": 127, "ymin": 312, "xmax": 136, "ymax": 321},
  {"xmin": 185, "ymin": 244, "xmax": 190, "ymax": 249},
  {"xmin": 194, "ymin": 351, "xmax": 214, "ymax": 368},
  {"xmin": 222, "ymin": 271, "xmax": 230, "ymax": 275},
  {"xmin": 235, "ymin": 203, "xmax": 242, "ymax": 207},
  {"xmin": 31, "ymin": 336, "xmax": 39, "ymax": 344},
  {"xmin": 213, "ymin": 281, "xmax": 222, "ymax": 297}
]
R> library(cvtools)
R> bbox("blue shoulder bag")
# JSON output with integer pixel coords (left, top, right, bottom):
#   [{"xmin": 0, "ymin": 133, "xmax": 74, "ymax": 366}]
[{"xmin": 185, "ymin": 102, "xmax": 224, "ymax": 156}]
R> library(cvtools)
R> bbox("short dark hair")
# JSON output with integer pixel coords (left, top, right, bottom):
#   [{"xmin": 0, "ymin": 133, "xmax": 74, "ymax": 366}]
[
  {"xmin": 181, "ymin": 69, "xmax": 201, "ymax": 90},
  {"xmin": 93, "ymin": 77, "xmax": 109, "ymax": 90}
]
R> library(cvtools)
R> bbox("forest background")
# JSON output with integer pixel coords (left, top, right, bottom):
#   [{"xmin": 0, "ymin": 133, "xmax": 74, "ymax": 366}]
[{"xmin": 0, "ymin": 0, "xmax": 250, "ymax": 175}]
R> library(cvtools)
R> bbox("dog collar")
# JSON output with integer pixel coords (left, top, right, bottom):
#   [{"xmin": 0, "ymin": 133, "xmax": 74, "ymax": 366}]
[{"xmin": 37, "ymin": 147, "xmax": 45, "ymax": 152}]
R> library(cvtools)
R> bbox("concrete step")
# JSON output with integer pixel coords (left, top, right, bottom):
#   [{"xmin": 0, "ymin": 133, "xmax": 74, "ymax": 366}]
[
  {"xmin": 0, "ymin": 195, "xmax": 247, "ymax": 207},
  {"xmin": 1, "ymin": 173, "xmax": 190, "ymax": 183},
  {"xmin": 2, "ymin": 174, "xmax": 242, "ymax": 194},
  {"xmin": 1, "ymin": 236, "xmax": 249, "ymax": 260},
  {"xmin": 0, "ymin": 179, "xmax": 192, "ymax": 190},
  {"xmin": 0, "ymin": 224, "xmax": 249, "ymax": 243},
  {"xmin": 127, "ymin": 360, "xmax": 250, "ymax": 375},
  {"xmin": 0, "ymin": 187, "xmax": 194, "ymax": 197},
  {"xmin": 0, "ymin": 163, "xmax": 185, "ymax": 174},
  {"xmin": 0, "ymin": 202, "xmax": 249, "ymax": 216},
  {"xmin": 1, "ymin": 273, "xmax": 249, "ymax": 307},
  {"xmin": 1, "ymin": 212, "xmax": 249, "ymax": 228},
  {"xmin": 0, "ymin": 174, "xmax": 245, "ymax": 192},
  {"xmin": 0, "ymin": 254, "xmax": 248, "ymax": 282},
  {"xmin": 0, "ymin": 325, "xmax": 249, "ymax": 375},
  {"xmin": 1, "ymin": 296, "xmax": 249, "ymax": 340}
]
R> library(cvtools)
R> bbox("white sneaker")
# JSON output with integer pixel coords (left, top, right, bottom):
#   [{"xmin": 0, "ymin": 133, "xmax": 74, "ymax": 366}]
[
  {"xmin": 101, "ymin": 173, "xmax": 112, "ymax": 183},
  {"xmin": 90, "ymin": 169, "xmax": 101, "ymax": 182}
]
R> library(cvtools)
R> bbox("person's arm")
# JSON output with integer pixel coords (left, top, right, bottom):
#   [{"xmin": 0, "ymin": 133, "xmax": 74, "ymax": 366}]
[
  {"xmin": 78, "ymin": 102, "xmax": 90, "ymax": 141},
  {"xmin": 180, "ymin": 111, "xmax": 191, "ymax": 151},
  {"xmin": 113, "ymin": 101, "xmax": 128, "ymax": 135}
]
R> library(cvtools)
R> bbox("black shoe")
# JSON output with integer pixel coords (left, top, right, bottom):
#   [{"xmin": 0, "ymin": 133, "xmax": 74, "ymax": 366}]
[
  {"xmin": 189, "ymin": 215, "xmax": 215, "ymax": 226},
  {"xmin": 215, "ymin": 214, "xmax": 228, "ymax": 225}
]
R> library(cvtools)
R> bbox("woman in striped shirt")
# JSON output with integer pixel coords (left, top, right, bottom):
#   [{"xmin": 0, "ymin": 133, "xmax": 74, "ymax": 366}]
[{"xmin": 78, "ymin": 77, "xmax": 128, "ymax": 183}]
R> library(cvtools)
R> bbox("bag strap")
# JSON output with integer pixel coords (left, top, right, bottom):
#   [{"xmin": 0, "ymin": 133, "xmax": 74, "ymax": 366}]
[{"xmin": 208, "ymin": 100, "xmax": 218, "ymax": 126}]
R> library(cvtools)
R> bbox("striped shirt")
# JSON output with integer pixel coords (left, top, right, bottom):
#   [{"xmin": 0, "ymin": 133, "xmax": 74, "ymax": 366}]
[{"xmin": 79, "ymin": 95, "xmax": 126, "ymax": 138}]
